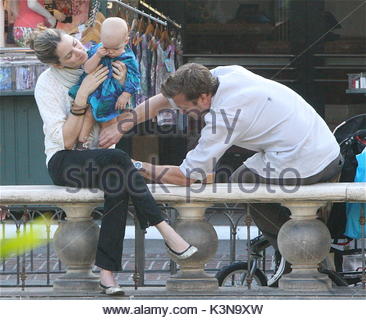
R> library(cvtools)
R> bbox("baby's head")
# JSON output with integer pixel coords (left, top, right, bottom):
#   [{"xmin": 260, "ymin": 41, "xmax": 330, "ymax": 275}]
[{"xmin": 101, "ymin": 17, "xmax": 129, "ymax": 58}]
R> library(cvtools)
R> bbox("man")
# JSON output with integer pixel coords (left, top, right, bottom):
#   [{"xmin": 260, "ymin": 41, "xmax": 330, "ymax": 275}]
[{"xmin": 99, "ymin": 63, "xmax": 343, "ymax": 249}]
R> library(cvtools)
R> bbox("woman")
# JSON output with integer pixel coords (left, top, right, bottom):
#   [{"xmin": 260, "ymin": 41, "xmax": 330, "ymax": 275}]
[
  {"xmin": 12, "ymin": 0, "xmax": 60, "ymax": 47},
  {"xmin": 29, "ymin": 28, "xmax": 197, "ymax": 296}
]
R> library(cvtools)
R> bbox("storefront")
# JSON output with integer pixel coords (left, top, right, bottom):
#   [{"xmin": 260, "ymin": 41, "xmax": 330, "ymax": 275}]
[
  {"xmin": 1, "ymin": 0, "xmax": 365, "ymax": 184},
  {"xmin": 154, "ymin": 0, "xmax": 366, "ymax": 119}
]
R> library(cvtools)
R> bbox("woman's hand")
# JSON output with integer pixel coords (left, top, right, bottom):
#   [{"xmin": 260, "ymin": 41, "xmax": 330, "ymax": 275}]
[
  {"xmin": 79, "ymin": 65, "xmax": 108, "ymax": 97},
  {"xmin": 112, "ymin": 61, "xmax": 127, "ymax": 85}
]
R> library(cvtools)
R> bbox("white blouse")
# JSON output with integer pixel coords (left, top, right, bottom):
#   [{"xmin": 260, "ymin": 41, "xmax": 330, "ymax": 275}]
[{"xmin": 34, "ymin": 67, "xmax": 100, "ymax": 166}]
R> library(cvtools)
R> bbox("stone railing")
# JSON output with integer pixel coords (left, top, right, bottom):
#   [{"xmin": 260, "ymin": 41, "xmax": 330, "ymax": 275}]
[{"xmin": 1, "ymin": 183, "xmax": 365, "ymax": 292}]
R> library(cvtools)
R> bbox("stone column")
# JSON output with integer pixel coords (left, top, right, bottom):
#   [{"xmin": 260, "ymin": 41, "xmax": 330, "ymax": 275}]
[
  {"xmin": 53, "ymin": 204, "xmax": 100, "ymax": 292},
  {"xmin": 278, "ymin": 201, "xmax": 332, "ymax": 290},
  {"xmin": 166, "ymin": 203, "xmax": 219, "ymax": 291}
]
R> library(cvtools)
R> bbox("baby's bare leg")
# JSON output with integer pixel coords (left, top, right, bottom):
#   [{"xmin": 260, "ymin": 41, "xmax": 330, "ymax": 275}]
[{"xmin": 79, "ymin": 109, "xmax": 95, "ymax": 143}]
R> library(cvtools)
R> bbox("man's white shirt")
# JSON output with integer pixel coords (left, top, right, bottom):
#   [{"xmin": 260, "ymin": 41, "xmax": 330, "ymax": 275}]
[{"xmin": 175, "ymin": 65, "xmax": 339, "ymax": 180}]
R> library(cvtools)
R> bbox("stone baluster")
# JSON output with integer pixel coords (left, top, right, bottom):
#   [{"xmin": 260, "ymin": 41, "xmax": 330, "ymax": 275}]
[
  {"xmin": 166, "ymin": 203, "xmax": 219, "ymax": 291},
  {"xmin": 278, "ymin": 201, "xmax": 332, "ymax": 290},
  {"xmin": 53, "ymin": 203, "xmax": 100, "ymax": 292}
]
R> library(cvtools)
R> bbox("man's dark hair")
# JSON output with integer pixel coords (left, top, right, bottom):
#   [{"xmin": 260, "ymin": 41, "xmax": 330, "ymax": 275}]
[{"xmin": 161, "ymin": 63, "xmax": 219, "ymax": 101}]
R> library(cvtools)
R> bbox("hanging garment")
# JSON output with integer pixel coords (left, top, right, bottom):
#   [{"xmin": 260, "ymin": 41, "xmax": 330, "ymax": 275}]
[
  {"xmin": 149, "ymin": 37, "xmax": 158, "ymax": 96},
  {"xmin": 69, "ymin": 43, "xmax": 140, "ymax": 122},
  {"xmin": 13, "ymin": 26, "xmax": 34, "ymax": 47},
  {"xmin": 55, "ymin": 1, "xmax": 90, "ymax": 33},
  {"xmin": 146, "ymin": 39, "xmax": 153, "ymax": 96},
  {"xmin": 128, "ymin": 29, "xmax": 137, "ymax": 108},
  {"xmin": 54, "ymin": 0, "xmax": 72, "ymax": 17},
  {"xmin": 134, "ymin": 31, "xmax": 143, "ymax": 64},
  {"xmin": 156, "ymin": 42, "xmax": 177, "ymax": 126},
  {"xmin": 139, "ymin": 33, "xmax": 151, "ymax": 98},
  {"xmin": 130, "ymin": 31, "xmax": 146, "ymax": 107},
  {"xmin": 129, "ymin": 28, "xmax": 138, "ymax": 57},
  {"xmin": 155, "ymin": 41, "xmax": 175, "ymax": 93},
  {"xmin": 175, "ymin": 34, "xmax": 184, "ymax": 69}
]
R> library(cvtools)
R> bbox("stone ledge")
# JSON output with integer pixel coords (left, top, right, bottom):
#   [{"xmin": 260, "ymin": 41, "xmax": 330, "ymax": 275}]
[
  {"xmin": 0, "ymin": 287, "xmax": 365, "ymax": 300},
  {"xmin": 1, "ymin": 183, "xmax": 365, "ymax": 204}
]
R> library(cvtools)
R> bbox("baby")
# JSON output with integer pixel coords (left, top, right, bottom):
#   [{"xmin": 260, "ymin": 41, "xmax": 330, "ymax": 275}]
[{"xmin": 69, "ymin": 17, "xmax": 140, "ymax": 147}]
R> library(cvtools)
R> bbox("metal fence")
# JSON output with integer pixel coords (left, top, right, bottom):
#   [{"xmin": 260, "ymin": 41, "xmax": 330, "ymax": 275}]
[
  {"xmin": 0, "ymin": 204, "xmax": 263, "ymax": 289},
  {"xmin": 1, "ymin": 204, "xmax": 365, "ymax": 290}
]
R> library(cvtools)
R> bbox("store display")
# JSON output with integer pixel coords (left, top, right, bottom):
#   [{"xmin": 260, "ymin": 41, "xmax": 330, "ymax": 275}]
[
  {"xmin": 1, "ymin": 3, "xmax": 182, "ymax": 99},
  {"xmin": 0, "ymin": 62, "xmax": 13, "ymax": 90},
  {"xmin": 348, "ymin": 73, "xmax": 366, "ymax": 89},
  {"xmin": 14, "ymin": 61, "xmax": 37, "ymax": 90}
]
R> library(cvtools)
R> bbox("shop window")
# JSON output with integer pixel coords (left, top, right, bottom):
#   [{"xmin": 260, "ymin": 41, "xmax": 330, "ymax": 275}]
[
  {"xmin": 183, "ymin": 0, "xmax": 290, "ymax": 54},
  {"xmin": 321, "ymin": 0, "xmax": 366, "ymax": 54}
]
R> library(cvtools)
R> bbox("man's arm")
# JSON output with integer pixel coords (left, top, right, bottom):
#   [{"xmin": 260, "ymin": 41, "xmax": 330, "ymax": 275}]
[
  {"xmin": 133, "ymin": 110, "xmax": 238, "ymax": 186},
  {"xmin": 138, "ymin": 163, "xmax": 194, "ymax": 186},
  {"xmin": 134, "ymin": 162, "xmax": 214, "ymax": 186},
  {"xmin": 99, "ymin": 93, "xmax": 170, "ymax": 148}
]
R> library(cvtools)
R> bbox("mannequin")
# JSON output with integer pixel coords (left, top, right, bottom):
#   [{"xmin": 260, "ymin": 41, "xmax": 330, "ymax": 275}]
[{"xmin": 12, "ymin": 0, "xmax": 58, "ymax": 46}]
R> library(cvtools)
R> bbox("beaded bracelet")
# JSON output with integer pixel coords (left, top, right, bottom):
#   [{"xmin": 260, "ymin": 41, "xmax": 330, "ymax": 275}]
[
  {"xmin": 72, "ymin": 102, "xmax": 90, "ymax": 111},
  {"xmin": 70, "ymin": 108, "xmax": 87, "ymax": 116}
]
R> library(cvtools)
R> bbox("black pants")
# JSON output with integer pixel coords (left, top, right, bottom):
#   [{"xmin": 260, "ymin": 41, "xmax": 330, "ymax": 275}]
[
  {"xmin": 229, "ymin": 154, "xmax": 344, "ymax": 250},
  {"xmin": 48, "ymin": 148, "xmax": 164, "ymax": 271}
]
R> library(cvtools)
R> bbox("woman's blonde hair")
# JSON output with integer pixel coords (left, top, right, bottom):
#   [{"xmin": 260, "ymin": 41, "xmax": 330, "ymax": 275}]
[{"xmin": 27, "ymin": 28, "xmax": 65, "ymax": 64}]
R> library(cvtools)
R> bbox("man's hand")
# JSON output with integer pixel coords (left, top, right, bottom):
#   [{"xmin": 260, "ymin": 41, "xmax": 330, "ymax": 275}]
[
  {"xmin": 96, "ymin": 46, "xmax": 109, "ymax": 58},
  {"xmin": 115, "ymin": 92, "xmax": 131, "ymax": 110},
  {"xmin": 99, "ymin": 121, "xmax": 123, "ymax": 148},
  {"xmin": 203, "ymin": 173, "xmax": 215, "ymax": 184}
]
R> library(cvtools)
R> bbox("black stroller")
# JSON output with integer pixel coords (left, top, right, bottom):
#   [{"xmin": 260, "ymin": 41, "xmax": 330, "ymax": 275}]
[{"xmin": 215, "ymin": 114, "xmax": 366, "ymax": 288}]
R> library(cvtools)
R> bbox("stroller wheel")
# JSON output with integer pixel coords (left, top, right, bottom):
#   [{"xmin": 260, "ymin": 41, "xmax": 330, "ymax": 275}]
[{"xmin": 216, "ymin": 262, "xmax": 268, "ymax": 288}]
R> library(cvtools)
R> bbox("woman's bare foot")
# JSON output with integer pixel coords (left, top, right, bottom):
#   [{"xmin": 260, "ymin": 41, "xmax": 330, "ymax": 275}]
[
  {"xmin": 155, "ymin": 221, "xmax": 191, "ymax": 252},
  {"xmin": 100, "ymin": 269, "xmax": 118, "ymax": 287}
]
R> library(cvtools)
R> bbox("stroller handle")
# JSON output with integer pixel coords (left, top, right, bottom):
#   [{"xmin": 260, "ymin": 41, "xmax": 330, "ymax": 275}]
[{"xmin": 354, "ymin": 129, "xmax": 366, "ymax": 139}]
